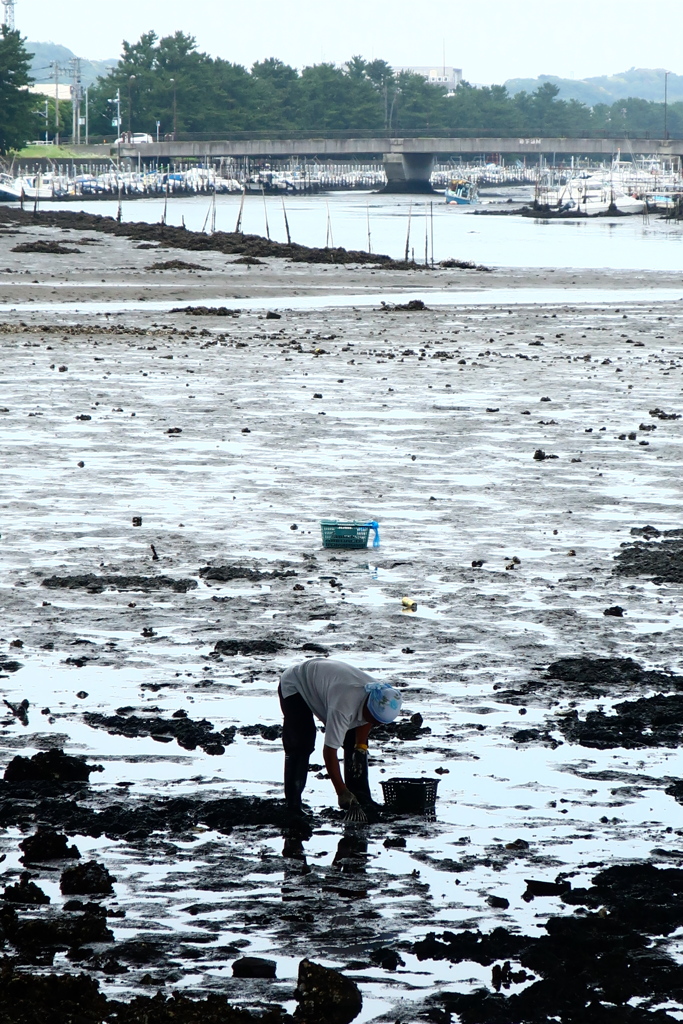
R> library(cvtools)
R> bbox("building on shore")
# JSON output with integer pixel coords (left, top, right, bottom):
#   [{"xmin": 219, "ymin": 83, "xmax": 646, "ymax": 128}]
[
  {"xmin": 28, "ymin": 84, "xmax": 72, "ymax": 101},
  {"xmin": 392, "ymin": 66, "xmax": 462, "ymax": 92}
]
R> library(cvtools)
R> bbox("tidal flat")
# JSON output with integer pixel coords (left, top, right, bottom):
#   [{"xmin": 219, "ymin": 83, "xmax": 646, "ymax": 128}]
[{"xmin": 1, "ymin": 214, "xmax": 683, "ymax": 1022}]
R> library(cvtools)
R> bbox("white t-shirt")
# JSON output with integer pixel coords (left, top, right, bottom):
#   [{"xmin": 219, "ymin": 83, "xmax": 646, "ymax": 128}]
[{"xmin": 280, "ymin": 659, "xmax": 373, "ymax": 749}]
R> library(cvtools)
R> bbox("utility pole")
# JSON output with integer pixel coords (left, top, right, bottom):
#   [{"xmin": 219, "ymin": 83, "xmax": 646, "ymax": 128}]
[
  {"xmin": 85, "ymin": 87, "xmax": 88, "ymax": 145},
  {"xmin": 1, "ymin": 0, "xmax": 15, "ymax": 31},
  {"xmin": 664, "ymin": 70, "xmax": 670, "ymax": 140},
  {"xmin": 50, "ymin": 60, "xmax": 61, "ymax": 144},
  {"xmin": 169, "ymin": 78, "xmax": 177, "ymax": 138},
  {"xmin": 115, "ymin": 88, "xmax": 121, "ymax": 168},
  {"xmin": 70, "ymin": 58, "xmax": 82, "ymax": 145},
  {"xmin": 128, "ymin": 75, "xmax": 135, "ymax": 133}
]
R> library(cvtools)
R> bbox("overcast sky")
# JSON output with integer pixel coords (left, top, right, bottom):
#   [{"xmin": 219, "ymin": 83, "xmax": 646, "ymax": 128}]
[{"xmin": 21, "ymin": 0, "xmax": 683, "ymax": 83}]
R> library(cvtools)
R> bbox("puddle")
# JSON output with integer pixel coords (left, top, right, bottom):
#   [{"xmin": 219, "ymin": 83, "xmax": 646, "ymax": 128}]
[{"xmin": 0, "ymin": 287, "xmax": 682, "ymax": 315}]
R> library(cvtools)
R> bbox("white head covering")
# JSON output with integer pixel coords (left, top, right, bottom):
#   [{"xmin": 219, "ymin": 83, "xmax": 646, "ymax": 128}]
[{"xmin": 365, "ymin": 681, "xmax": 402, "ymax": 724}]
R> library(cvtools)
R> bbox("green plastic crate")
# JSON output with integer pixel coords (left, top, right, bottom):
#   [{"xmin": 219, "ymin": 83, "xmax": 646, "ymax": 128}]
[{"xmin": 320, "ymin": 520, "xmax": 373, "ymax": 549}]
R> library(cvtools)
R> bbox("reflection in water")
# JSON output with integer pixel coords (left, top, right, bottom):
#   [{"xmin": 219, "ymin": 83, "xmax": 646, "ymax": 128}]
[{"xmin": 281, "ymin": 828, "xmax": 369, "ymax": 900}]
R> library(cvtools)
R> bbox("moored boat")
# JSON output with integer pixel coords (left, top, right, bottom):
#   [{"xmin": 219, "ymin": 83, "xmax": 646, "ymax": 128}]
[{"xmin": 445, "ymin": 178, "xmax": 477, "ymax": 205}]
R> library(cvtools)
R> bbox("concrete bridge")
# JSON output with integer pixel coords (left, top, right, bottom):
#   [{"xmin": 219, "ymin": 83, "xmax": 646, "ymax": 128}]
[{"xmin": 85, "ymin": 136, "xmax": 683, "ymax": 193}]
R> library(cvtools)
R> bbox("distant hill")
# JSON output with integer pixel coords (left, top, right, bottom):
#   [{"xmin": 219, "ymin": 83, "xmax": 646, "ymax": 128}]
[
  {"xmin": 27, "ymin": 41, "xmax": 117, "ymax": 90},
  {"xmin": 505, "ymin": 68, "xmax": 683, "ymax": 106}
]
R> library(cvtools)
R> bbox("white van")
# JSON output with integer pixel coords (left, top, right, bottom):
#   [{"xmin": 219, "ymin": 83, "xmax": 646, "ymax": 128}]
[{"xmin": 115, "ymin": 133, "xmax": 154, "ymax": 144}]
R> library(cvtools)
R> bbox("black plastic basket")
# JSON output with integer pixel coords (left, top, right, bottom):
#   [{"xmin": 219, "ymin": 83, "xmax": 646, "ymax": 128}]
[
  {"xmin": 380, "ymin": 777, "xmax": 439, "ymax": 814},
  {"xmin": 320, "ymin": 520, "xmax": 371, "ymax": 549}
]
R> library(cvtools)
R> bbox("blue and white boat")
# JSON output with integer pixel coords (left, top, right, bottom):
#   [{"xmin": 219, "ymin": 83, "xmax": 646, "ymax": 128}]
[{"xmin": 445, "ymin": 179, "xmax": 477, "ymax": 205}]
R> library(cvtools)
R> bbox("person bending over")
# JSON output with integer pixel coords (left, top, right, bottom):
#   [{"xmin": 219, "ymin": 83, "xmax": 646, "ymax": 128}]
[{"xmin": 278, "ymin": 658, "xmax": 402, "ymax": 814}]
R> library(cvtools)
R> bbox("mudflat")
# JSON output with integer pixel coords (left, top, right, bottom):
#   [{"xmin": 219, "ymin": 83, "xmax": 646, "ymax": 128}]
[{"xmin": 1, "ymin": 212, "xmax": 683, "ymax": 1023}]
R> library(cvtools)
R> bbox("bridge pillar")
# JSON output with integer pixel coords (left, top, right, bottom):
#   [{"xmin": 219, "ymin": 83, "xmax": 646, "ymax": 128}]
[{"xmin": 382, "ymin": 151, "xmax": 436, "ymax": 193}]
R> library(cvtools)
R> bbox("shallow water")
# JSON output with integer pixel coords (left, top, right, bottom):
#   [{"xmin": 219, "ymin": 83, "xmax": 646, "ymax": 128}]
[
  {"xmin": 0, "ymin": 289, "xmax": 681, "ymax": 314},
  {"xmin": 25, "ymin": 190, "xmax": 683, "ymax": 271}
]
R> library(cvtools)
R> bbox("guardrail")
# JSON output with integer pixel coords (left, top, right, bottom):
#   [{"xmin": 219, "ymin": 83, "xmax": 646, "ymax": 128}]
[{"xmin": 76, "ymin": 129, "xmax": 683, "ymax": 144}]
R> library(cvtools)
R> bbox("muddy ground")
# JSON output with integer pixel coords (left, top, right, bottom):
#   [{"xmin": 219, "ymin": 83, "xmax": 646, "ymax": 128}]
[{"xmin": 1, "ymin": 214, "xmax": 683, "ymax": 1022}]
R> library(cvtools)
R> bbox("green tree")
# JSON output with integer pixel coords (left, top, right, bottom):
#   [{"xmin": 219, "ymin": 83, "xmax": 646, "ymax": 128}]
[
  {"xmin": 87, "ymin": 35, "xmax": 683, "ymax": 140},
  {"xmin": 0, "ymin": 27, "xmax": 36, "ymax": 151},
  {"xmin": 446, "ymin": 82, "xmax": 521, "ymax": 137},
  {"xmin": 251, "ymin": 58, "xmax": 299, "ymax": 130},
  {"xmin": 392, "ymin": 71, "xmax": 446, "ymax": 132},
  {"xmin": 297, "ymin": 63, "xmax": 381, "ymax": 130}
]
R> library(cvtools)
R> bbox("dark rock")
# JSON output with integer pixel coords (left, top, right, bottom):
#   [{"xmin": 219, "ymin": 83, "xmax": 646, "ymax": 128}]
[
  {"xmin": 512, "ymin": 728, "xmax": 558, "ymax": 747},
  {"xmin": 265, "ymin": 310, "xmax": 281, "ymax": 319},
  {"xmin": 232, "ymin": 956, "xmax": 277, "ymax": 978},
  {"xmin": 239, "ymin": 723, "xmax": 282, "ymax": 741},
  {"xmin": 546, "ymin": 655, "xmax": 683, "ymax": 696},
  {"xmin": 369, "ymin": 947, "xmax": 404, "ymax": 971},
  {"xmin": 170, "ymin": 305, "xmax": 240, "ymax": 316},
  {"xmin": 614, "ymin": 531, "xmax": 683, "ymax": 584},
  {"xmin": 20, "ymin": 827, "xmax": 81, "ymax": 863},
  {"xmin": 4, "ymin": 698, "xmax": 29, "ymax": 724},
  {"xmin": 213, "ymin": 638, "xmax": 285, "ymax": 656},
  {"xmin": 199, "ymin": 564, "xmax": 295, "ymax": 583},
  {"xmin": 560, "ymin": 693, "xmax": 683, "ymax": 749},
  {"xmin": 60, "ymin": 861, "xmax": 116, "ymax": 896},
  {"xmin": 413, "ymin": 927, "xmax": 528, "ymax": 966},
  {"xmin": 380, "ymin": 299, "xmax": 428, "ymax": 312},
  {"xmin": 0, "ymin": 964, "xmax": 285, "ymax": 1021},
  {"xmin": 12, "ymin": 905, "xmax": 113, "ymax": 957},
  {"xmin": 295, "ymin": 958, "xmax": 362, "ymax": 1023},
  {"xmin": 0, "ymin": 790, "xmax": 293, "ymax": 839},
  {"xmin": 84, "ymin": 711, "xmax": 236, "ymax": 756},
  {"xmin": 416, "ymin": 862, "xmax": 683, "ymax": 1023},
  {"xmin": 373, "ymin": 712, "xmax": 428, "ymax": 741},
  {"xmin": 440, "ymin": 258, "xmax": 491, "ymax": 270},
  {"xmin": 491, "ymin": 960, "xmax": 532, "ymax": 992},
  {"xmin": 42, "ymin": 574, "xmax": 197, "ymax": 593},
  {"xmin": 603, "ymin": 605, "xmax": 625, "ymax": 616},
  {"xmin": 150, "ymin": 259, "xmax": 205, "ymax": 270},
  {"xmin": 12, "ymin": 240, "xmax": 81, "ymax": 254},
  {"xmin": 487, "ymin": 895, "xmax": 510, "ymax": 909},
  {"xmin": 301, "ymin": 642, "xmax": 329, "ymax": 654},
  {"xmin": 522, "ymin": 878, "xmax": 571, "ymax": 901},
  {"xmin": 383, "ymin": 836, "xmax": 407, "ymax": 848},
  {"xmin": 4, "ymin": 872, "xmax": 50, "ymax": 904},
  {"xmin": 505, "ymin": 839, "xmax": 529, "ymax": 851},
  {"xmin": 0, "ymin": 657, "xmax": 22, "ymax": 673},
  {"xmin": 649, "ymin": 407, "xmax": 680, "ymax": 420},
  {"xmin": 4, "ymin": 748, "xmax": 103, "ymax": 784}
]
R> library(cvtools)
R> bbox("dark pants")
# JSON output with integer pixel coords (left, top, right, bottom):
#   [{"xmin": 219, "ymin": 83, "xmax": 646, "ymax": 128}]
[
  {"xmin": 279, "ymin": 684, "xmax": 317, "ymax": 757},
  {"xmin": 278, "ymin": 684, "xmax": 316, "ymax": 811}
]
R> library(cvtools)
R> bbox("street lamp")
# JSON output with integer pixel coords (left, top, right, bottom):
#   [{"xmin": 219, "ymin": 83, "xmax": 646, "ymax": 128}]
[
  {"xmin": 664, "ymin": 70, "xmax": 670, "ymax": 140},
  {"xmin": 128, "ymin": 75, "xmax": 136, "ymax": 135},
  {"xmin": 169, "ymin": 77, "xmax": 177, "ymax": 139}
]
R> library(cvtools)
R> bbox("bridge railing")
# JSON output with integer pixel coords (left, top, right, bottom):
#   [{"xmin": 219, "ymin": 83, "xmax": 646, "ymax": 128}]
[{"xmin": 97, "ymin": 129, "xmax": 683, "ymax": 144}]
